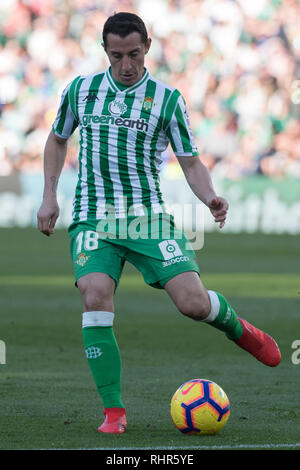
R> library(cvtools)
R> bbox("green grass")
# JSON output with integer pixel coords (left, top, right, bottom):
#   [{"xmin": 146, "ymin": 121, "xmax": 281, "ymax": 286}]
[{"xmin": 0, "ymin": 228, "xmax": 299, "ymax": 450}]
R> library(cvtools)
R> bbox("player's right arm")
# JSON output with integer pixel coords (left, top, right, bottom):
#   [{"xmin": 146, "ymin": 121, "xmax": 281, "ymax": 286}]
[
  {"xmin": 37, "ymin": 131, "xmax": 68, "ymax": 236},
  {"xmin": 37, "ymin": 77, "xmax": 80, "ymax": 236}
]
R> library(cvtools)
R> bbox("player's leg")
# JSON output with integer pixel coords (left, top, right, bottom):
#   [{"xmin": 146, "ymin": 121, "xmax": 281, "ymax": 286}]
[
  {"xmin": 123, "ymin": 213, "xmax": 280, "ymax": 367},
  {"xmin": 77, "ymin": 272, "xmax": 126, "ymax": 433},
  {"xmin": 164, "ymin": 271, "xmax": 243, "ymax": 340},
  {"xmin": 164, "ymin": 271, "xmax": 281, "ymax": 367},
  {"xmin": 124, "ymin": 219, "xmax": 244, "ymax": 352},
  {"xmin": 68, "ymin": 222, "xmax": 127, "ymax": 432}
]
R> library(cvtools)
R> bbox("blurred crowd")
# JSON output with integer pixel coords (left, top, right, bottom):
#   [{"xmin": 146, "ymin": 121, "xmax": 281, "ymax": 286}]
[{"xmin": 1, "ymin": 0, "xmax": 300, "ymax": 181}]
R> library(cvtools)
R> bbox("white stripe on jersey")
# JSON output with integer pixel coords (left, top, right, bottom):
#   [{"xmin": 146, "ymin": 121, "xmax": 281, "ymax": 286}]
[
  {"xmin": 142, "ymin": 84, "xmax": 166, "ymax": 214},
  {"xmin": 92, "ymin": 89, "xmax": 109, "ymax": 220},
  {"xmin": 77, "ymin": 74, "xmax": 94, "ymax": 222},
  {"xmin": 125, "ymin": 90, "xmax": 145, "ymax": 216},
  {"xmin": 107, "ymin": 123, "xmax": 127, "ymax": 218}
]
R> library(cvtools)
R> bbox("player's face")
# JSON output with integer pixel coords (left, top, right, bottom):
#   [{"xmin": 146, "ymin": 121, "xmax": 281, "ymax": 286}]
[{"xmin": 103, "ymin": 32, "xmax": 151, "ymax": 86}]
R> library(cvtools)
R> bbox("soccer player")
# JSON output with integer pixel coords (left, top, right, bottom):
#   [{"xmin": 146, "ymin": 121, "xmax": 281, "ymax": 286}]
[{"xmin": 37, "ymin": 12, "xmax": 281, "ymax": 434}]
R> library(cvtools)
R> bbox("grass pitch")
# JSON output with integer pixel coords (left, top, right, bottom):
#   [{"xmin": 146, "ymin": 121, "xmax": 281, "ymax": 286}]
[{"xmin": 0, "ymin": 228, "xmax": 299, "ymax": 450}]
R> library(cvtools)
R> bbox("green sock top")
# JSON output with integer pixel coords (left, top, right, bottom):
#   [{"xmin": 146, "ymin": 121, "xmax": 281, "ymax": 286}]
[{"xmin": 209, "ymin": 292, "xmax": 243, "ymax": 341}]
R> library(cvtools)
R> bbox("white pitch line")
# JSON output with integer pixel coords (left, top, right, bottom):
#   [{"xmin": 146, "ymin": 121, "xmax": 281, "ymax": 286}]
[{"xmin": 73, "ymin": 442, "xmax": 300, "ymax": 450}]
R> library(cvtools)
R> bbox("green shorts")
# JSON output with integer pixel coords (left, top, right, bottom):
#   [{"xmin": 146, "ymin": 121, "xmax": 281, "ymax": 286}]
[{"xmin": 68, "ymin": 213, "xmax": 200, "ymax": 289}]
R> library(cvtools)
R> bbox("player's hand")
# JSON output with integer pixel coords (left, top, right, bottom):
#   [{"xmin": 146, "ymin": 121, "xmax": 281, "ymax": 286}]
[
  {"xmin": 207, "ymin": 196, "xmax": 228, "ymax": 229},
  {"xmin": 37, "ymin": 198, "xmax": 60, "ymax": 236}
]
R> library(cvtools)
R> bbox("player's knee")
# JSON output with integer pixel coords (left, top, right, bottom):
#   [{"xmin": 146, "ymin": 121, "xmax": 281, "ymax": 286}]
[
  {"xmin": 82, "ymin": 289, "xmax": 111, "ymax": 311},
  {"xmin": 77, "ymin": 277, "xmax": 114, "ymax": 311},
  {"xmin": 177, "ymin": 291, "xmax": 210, "ymax": 321},
  {"xmin": 77, "ymin": 273, "xmax": 115, "ymax": 312}
]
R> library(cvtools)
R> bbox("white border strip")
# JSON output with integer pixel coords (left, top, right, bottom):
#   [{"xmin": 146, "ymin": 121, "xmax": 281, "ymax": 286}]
[{"xmin": 44, "ymin": 443, "xmax": 300, "ymax": 451}]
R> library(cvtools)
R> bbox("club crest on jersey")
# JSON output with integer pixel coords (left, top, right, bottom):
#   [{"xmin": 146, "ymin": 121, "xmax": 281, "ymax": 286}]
[
  {"xmin": 108, "ymin": 98, "xmax": 127, "ymax": 115},
  {"xmin": 141, "ymin": 96, "xmax": 154, "ymax": 111}
]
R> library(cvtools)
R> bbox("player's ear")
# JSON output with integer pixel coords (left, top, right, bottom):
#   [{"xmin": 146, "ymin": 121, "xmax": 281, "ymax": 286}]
[{"xmin": 145, "ymin": 37, "xmax": 152, "ymax": 55}]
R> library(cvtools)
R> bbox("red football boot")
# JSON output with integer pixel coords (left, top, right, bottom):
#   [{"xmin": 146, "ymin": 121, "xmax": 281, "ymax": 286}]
[
  {"xmin": 98, "ymin": 407, "xmax": 127, "ymax": 434},
  {"xmin": 234, "ymin": 317, "xmax": 281, "ymax": 367}
]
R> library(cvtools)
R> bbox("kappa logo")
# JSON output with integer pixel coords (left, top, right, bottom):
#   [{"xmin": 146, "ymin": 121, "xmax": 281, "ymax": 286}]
[
  {"xmin": 108, "ymin": 98, "xmax": 127, "ymax": 115},
  {"xmin": 83, "ymin": 92, "xmax": 99, "ymax": 102},
  {"xmin": 184, "ymin": 108, "xmax": 194, "ymax": 138}
]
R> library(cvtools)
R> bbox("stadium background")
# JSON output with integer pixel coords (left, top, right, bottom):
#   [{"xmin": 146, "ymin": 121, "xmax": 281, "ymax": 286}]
[{"xmin": 1, "ymin": 0, "xmax": 300, "ymax": 232}]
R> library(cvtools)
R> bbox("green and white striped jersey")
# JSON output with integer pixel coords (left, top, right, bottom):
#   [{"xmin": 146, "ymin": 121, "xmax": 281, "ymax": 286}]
[{"xmin": 52, "ymin": 67, "xmax": 198, "ymax": 222}]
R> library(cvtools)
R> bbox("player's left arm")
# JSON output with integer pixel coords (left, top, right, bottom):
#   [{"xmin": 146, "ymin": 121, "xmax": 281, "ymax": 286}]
[
  {"xmin": 165, "ymin": 91, "xmax": 228, "ymax": 228},
  {"xmin": 177, "ymin": 155, "xmax": 228, "ymax": 229}
]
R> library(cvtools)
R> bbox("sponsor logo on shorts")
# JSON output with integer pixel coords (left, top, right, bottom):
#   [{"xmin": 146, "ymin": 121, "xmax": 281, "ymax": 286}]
[
  {"xmin": 158, "ymin": 240, "xmax": 190, "ymax": 267},
  {"xmin": 75, "ymin": 252, "xmax": 91, "ymax": 267},
  {"xmin": 158, "ymin": 240, "xmax": 183, "ymax": 260},
  {"xmin": 162, "ymin": 255, "xmax": 190, "ymax": 268}
]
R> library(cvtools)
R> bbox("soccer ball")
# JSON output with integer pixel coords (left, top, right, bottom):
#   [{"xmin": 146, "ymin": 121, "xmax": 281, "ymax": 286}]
[{"xmin": 170, "ymin": 379, "xmax": 230, "ymax": 435}]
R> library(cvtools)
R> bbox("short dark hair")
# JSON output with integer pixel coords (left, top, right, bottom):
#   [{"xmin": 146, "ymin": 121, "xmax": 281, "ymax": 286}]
[{"xmin": 102, "ymin": 12, "xmax": 148, "ymax": 48}]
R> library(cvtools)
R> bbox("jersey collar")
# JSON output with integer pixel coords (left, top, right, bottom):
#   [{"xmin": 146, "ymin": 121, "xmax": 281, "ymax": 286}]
[{"xmin": 106, "ymin": 67, "xmax": 149, "ymax": 94}]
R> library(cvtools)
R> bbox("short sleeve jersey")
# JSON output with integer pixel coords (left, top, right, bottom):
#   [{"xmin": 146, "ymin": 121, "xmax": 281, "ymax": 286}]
[{"xmin": 52, "ymin": 68, "xmax": 198, "ymax": 222}]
